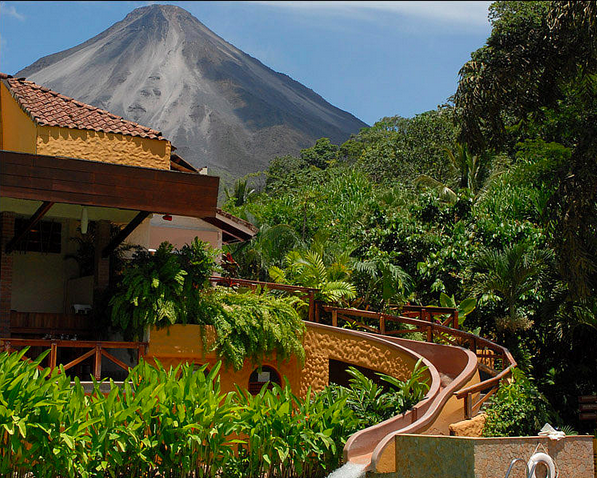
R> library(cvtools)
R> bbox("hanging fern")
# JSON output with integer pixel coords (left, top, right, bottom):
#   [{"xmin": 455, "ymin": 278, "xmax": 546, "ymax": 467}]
[{"xmin": 193, "ymin": 288, "xmax": 306, "ymax": 371}]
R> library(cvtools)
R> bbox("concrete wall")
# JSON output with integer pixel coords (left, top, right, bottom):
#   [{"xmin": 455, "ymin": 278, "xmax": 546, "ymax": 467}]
[
  {"xmin": 369, "ymin": 434, "xmax": 595, "ymax": 478},
  {"xmin": 149, "ymin": 215, "xmax": 222, "ymax": 250}
]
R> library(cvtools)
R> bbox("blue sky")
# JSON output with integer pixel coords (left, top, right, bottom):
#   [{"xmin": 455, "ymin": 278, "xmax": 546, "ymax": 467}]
[{"xmin": 0, "ymin": 1, "xmax": 492, "ymax": 125}]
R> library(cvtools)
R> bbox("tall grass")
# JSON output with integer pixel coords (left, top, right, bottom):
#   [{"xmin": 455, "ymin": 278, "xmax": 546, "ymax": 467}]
[
  {"xmin": 1, "ymin": 351, "xmax": 427, "ymax": 477},
  {"xmin": 0, "ymin": 352, "xmax": 353, "ymax": 477}
]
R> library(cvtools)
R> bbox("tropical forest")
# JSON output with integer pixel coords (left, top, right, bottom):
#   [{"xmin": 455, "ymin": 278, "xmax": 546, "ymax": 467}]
[{"xmin": 222, "ymin": 1, "xmax": 597, "ymax": 434}]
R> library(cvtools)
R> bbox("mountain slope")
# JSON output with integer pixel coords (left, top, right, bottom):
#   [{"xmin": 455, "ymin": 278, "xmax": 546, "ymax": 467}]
[{"xmin": 17, "ymin": 4, "xmax": 367, "ymax": 178}]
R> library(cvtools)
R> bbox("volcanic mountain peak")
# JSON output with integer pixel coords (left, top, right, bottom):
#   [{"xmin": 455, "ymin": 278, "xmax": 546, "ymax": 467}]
[{"xmin": 18, "ymin": 4, "xmax": 367, "ymax": 179}]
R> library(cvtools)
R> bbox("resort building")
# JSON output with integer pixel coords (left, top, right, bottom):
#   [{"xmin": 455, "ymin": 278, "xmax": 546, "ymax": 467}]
[{"xmin": 0, "ymin": 72, "xmax": 255, "ymax": 339}]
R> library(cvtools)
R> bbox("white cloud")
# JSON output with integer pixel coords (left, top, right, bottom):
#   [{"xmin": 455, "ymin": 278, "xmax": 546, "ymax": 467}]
[
  {"xmin": 250, "ymin": 1, "xmax": 491, "ymax": 28},
  {"xmin": 0, "ymin": 2, "xmax": 25, "ymax": 21}
]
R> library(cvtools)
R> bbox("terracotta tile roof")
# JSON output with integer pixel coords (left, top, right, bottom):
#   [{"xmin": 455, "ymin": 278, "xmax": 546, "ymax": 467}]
[
  {"xmin": 216, "ymin": 207, "xmax": 259, "ymax": 234},
  {"xmin": 1, "ymin": 73, "xmax": 166, "ymax": 140}
]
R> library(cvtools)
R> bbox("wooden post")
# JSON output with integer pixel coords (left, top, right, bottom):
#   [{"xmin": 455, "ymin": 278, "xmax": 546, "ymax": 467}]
[
  {"xmin": 49, "ymin": 342, "xmax": 58, "ymax": 370},
  {"xmin": 315, "ymin": 302, "xmax": 320, "ymax": 323},
  {"xmin": 308, "ymin": 291, "xmax": 315, "ymax": 322},
  {"xmin": 453, "ymin": 310, "xmax": 459, "ymax": 329},
  {"xmin": 94, "ymin": 344, "xmax": 102, "ymax": 380},
  {"xmin": 332, "ymin": 310, "xmax": 338, "ymax": 327},
  {"xmin": 427, "ymin": 325, "xmax": 433, "ymax": 343},
  {"xmin": 465, "ymin": 394, "xmax": 473, "ymax": 419},
  {"xmin": 380, "ymin": 314, "xmax": 386, "ymax": 335}
]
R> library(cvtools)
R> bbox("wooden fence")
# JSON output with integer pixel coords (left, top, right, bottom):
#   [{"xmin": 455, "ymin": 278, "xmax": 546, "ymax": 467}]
[{"xmin": 0, "ymin": 338, "xmax": 147, "ymax": 380}]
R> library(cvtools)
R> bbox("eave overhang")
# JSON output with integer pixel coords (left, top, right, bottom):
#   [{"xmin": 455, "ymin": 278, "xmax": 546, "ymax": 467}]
[
  {"xmin": 0, "ymin": 151, "xmax": 220, "ymax": 218},
  {"xmin": 202, "ymin": 208, "xmax": 259, "ymax": 244}
]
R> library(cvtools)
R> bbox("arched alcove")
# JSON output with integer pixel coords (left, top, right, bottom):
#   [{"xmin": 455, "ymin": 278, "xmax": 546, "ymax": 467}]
[{"xmin": 248, "ymin": 365, "xmax": 281, "ymax": 395}]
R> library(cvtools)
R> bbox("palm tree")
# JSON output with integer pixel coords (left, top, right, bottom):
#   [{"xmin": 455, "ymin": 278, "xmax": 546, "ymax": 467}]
[
  {"xmin": 471, "ymin": 243, "xmax": 552, "ymax": 332},
  {"xmin": 225, "ymin": 178, "xmax": 256, "ymax": 207},
  {"xmin": 415, "ymin": 143, "xmax": 485, "ymax": 203},
  {"xmin": 352, "ymin": 256, "xmax": 412, "ymax": 310},
  {"xmin": 269, "ymin": 248, "xmax": 356, "ymax": 305},
  {"xmin": 226, "ymin": 223, "xmax": 303, "ymax": 281}
]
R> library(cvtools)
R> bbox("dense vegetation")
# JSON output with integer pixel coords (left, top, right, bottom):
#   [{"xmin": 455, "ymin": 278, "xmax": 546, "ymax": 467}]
[
  {"xmin": 0, "ymin": 350, "xmax": 427, "ymax": 477},
  {"xmin": 223, "ymin": 1, "xmax": 597, "ymax": 433},
  {"xmin": 109, "ymin": 239, "xmax": 305, "ymax": 371}
]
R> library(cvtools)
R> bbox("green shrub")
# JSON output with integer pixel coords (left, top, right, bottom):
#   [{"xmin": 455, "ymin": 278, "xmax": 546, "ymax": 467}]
[
  {"xmin": 0, "ymin": 354, "xmax": 364, "ymax": 477},
  {"xmin": 230, "ymin": 382, "xmax": 358, "ymax": 478},
  {"xmin": 110, "ymin": 240, "xmax": 305, "ymax": 370},
  {"xmin": 483, "ymin": 368, "xmax": 551, "ymax": 437},
  {"xmin": 110, "ymin": 242, "xmax": 188, "ymax": 338},
  {"xmin": 324, "ymin": 361, "xmax": 430, "ymax": 428},
  {"xmin": 0, "ymin": 350, "xmax": 87, "ymax": 477}
]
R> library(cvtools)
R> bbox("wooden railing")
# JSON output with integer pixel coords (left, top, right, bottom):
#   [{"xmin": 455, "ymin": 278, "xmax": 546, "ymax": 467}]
[
  {"xmin": 0, "ymin": 338, "xmax": 148, "ymax": 380},
  {"xmin": 320, "ymin": 305, "xmax": 516, "ymax": 419},
  {"xmin": 10, "ymin": 311, "xmax": 94, "ymax": 338},
  {"xmin": 210, "ymin": 277, "xmax": 516, "ymax": 419},
  {"xmin": 394, "ymin": 304, "xmax": 459, "ymax": 329}
]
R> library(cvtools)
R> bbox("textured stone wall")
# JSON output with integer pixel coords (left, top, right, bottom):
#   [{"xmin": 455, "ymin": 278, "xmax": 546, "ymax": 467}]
[
  {"xmin": 473, "ymin": 435, "xmax": 594, "ymax": 478},
  {"xmin": 146, "ymin": 323, "xmax": 425, "ymax": 397},
  {"xmin": 298, "ymin": 326, "xmax": 421, "ymax": 396},
  {"xmin": 371, "ymin": 434, "xmax": 595, "ymax": 478},
  {"xmin": 36, "ymin": 126, "xmax": 171, "ymax": 170}
]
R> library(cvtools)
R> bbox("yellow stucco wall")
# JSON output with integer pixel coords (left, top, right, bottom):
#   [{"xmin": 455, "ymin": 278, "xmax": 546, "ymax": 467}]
[
  {"xmin": 146, "ymin": 324, "xmax": 300, "ymax": 394},
  {"xmin": 0, "ymin": 82, "xmax": 171, "ymax": 169},
  {"xmin": 146, "ymin": 323, "xmax": 424, "ymax": 398},
  {"xmin": 0, "ymin": 82, "xmax": 37, "ymax": 154},
  {"xmin": 36, "ymin": 126, "xmax": 171, "ymax": 169}
]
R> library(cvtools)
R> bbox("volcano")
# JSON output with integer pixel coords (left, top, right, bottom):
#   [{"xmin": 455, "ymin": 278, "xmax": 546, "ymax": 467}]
[{"xmin": 17, "ymin": 4, "xmax": 367, "ymax": 180}]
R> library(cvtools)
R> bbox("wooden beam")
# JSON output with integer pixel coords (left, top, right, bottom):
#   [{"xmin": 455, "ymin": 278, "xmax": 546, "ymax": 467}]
[
  {"xmin": 1, "ymin": 151, "xmax": 219, "ymax": 218},
  {"xmin": 5, "ymin": 201, "xmax": 54, "ymax": 253},
  {"xmin": 102, "ymin": 211, "xmax": 150, "ymax": 258},
  {"xmin": 222, "ymin": 230, "xmax": 247, "ymax": 244}
]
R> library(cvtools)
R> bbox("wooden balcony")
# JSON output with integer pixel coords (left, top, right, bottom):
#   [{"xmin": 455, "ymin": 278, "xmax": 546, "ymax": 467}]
[{"xmin": 4, "ymin": 311, "xmax": 146, "ymax": 381}]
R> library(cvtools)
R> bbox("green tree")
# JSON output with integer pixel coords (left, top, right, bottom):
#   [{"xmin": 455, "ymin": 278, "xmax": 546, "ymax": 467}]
[
  {"xmin": 300, "ymin": 137, "xmax": 339, "ymax": 169},
  {"xmin": 454, "ymin": 1, "xmax": 597, "ymax": 298},
  {"xmin": 269, "ymin": 245, "xmax": 356, "ymax": 305},
  {"xmin": 356, "ymin": 107, "xmax": 457, "ymax": 185},
  {"xmin": 225, "ymin": 178, "xmax": 257, "ymax": 207},
  {"xmin": 470, "ymin": 242, "xmax": 552, "ymax": 333}
]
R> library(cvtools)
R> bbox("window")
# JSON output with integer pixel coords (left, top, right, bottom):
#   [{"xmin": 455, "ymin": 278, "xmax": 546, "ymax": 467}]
[{"xmin": 14, "ymin": 218, "xmax": 62, "ymax": 253}]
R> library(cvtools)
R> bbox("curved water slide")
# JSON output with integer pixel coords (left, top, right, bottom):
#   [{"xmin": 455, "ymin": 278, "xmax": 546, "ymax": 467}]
[{"xmin": 313, "ymin": 306, "xmax": 516, "ymax": 474}]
